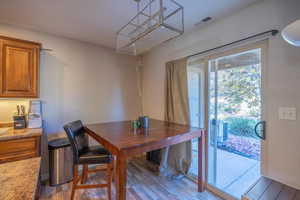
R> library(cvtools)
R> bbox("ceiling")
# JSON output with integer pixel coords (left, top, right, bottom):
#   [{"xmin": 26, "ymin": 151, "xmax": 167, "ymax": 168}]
[{"xmin": 0, "ymin": 0, "xmax": 260, "ymax": 49}]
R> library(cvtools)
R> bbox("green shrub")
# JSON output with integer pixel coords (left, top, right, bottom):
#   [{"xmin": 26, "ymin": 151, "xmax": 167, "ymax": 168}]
[{"xmin": 224, "ymin": 117, "xmax": 258, "ymax": 138}]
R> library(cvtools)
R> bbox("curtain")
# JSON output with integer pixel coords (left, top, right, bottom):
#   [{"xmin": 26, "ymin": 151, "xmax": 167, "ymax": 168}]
[{"xmin": 159, "ymin": 58, "xmax": 192, "ymax": 178}]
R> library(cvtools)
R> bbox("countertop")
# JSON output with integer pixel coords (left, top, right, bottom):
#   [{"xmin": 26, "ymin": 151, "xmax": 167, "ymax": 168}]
[
  {"xmin": 0, "ymin": 157, "xmax": 41, "ymax": 200},
  {"xmin": 0, "ymin": 127, "xmax": 42, "ymax": 141}
]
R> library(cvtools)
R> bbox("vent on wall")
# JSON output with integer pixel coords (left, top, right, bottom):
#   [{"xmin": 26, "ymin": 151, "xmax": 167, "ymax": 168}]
[
  {"xmin": 194, "ymin": 17, "xmax": 212, "ymax": 27},
  {"xmin": 202, "ymin": 17, "xmax": 212, "ymax": 22}
]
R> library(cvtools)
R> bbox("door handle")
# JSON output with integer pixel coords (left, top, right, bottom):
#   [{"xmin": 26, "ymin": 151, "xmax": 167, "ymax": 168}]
[{"xmin": 255, "ymin": 121, "xmax": 266, "ymax": 140}]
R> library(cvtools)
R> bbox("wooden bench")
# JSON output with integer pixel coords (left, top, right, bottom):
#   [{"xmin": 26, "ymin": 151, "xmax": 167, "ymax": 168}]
[{"xmin": 242, "ymin": 176, "xmax": 300, "ymax": 200}]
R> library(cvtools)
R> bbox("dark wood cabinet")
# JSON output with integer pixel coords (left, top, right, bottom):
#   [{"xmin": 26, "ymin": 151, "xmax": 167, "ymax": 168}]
[
  {"xmin": 0, "ymin": 135, "xmax": 41, "ymax": 164},
  {"xmin": 0, "ymin": 36, "xmax": 41, "ymax": 98}
]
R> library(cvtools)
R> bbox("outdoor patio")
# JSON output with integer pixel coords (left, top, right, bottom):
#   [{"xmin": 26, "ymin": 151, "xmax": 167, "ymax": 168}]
[{"xmin": 190, "ymin": 140, "xmax": 260, "ymax": 199}]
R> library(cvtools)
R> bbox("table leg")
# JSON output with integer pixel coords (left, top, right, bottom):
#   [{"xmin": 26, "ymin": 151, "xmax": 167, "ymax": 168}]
[
  {"xmin": 116, "ymin": 154, "xmax": 127, "ymax": 200},
  {"xmin": 198, "ymin": 133, "xmax": 205, "ymax": 192}
]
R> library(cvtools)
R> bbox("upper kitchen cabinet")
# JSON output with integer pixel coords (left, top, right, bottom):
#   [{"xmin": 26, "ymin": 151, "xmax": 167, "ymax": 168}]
[{"xmin": 0, "ymin": 36, "xmax": 41, "ymax": 98}]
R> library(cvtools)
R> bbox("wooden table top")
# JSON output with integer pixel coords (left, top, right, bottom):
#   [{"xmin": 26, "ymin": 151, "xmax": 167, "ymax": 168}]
[
  {"xmin": 85, "ymin": 119, "xmax": 206, "ymax": 200},
  {"xmin": 85, "ymin": 119, "xmax": 203, "ymax": 151}
]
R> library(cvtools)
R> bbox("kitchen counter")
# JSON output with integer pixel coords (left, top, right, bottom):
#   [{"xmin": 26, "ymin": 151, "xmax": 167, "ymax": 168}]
[
  {"xmin": 0, "ymin": 157, "xmax": 41, "ymax": 200},
  {"xmin": 0, "ymin": 127, "xmax": 42, "ymax": 141}
]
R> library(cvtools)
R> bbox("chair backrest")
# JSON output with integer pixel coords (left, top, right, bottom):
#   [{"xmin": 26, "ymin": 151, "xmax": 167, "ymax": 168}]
[{"xmin": 64, "ymin": 120, "xmax": 89, "ymax": 164}]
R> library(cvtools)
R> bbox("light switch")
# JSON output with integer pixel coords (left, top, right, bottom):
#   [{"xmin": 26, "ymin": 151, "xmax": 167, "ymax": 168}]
[{"xmin": 278, "ymin": 107, "xmax": 297, "ymax": 120}]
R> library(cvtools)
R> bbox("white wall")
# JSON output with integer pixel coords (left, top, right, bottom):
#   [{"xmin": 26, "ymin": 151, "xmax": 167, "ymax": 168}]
[
  {"xmin": 0, "ymin": 24, "xmax": 140, "ymax": 134},
  {"xmin": 142, "ymin": 0, "xmax": 300, "ymax": 189}
]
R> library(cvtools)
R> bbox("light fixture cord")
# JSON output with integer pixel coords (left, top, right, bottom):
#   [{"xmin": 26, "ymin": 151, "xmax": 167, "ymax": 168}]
[
  {"xmin": 149, "ymin": 0, "xmax": 152, "ymax": 28},
  {"xmin": 137, "ymin": 1, "xmax": 140, "ymax": 29}
]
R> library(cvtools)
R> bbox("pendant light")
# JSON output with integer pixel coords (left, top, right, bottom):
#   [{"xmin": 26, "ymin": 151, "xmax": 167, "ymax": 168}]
[
  {"xmin": 116, "ymin": 0, "xmax": 184, "ymax": 55},
  {"xmin": 282, "ymin": 19, "xmax": 300, "ymax": 47}
]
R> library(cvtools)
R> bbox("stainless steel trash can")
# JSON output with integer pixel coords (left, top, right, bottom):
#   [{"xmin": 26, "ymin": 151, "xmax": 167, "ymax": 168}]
[{"xmin": 48, "ymin": 138, "xmax": 73, "ymax": 186}]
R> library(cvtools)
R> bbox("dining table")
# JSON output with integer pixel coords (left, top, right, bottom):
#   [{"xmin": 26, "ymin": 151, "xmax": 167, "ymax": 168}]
[{"xmin": 85, "ymin": 119, "xmax": 205, "ymax": 200}]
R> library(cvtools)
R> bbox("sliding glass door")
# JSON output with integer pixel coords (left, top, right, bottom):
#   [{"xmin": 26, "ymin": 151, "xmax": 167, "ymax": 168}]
[
  {"xmin": 188, "ymin": 42, "xmax": 267, "ymax": 199},
  {"xmin": 208, "ymin": 48, "xmax": 263, "ymax": 198},
  {"xmin": 188, "ymin": 62, "xmax": 205, "ymax": 178}
]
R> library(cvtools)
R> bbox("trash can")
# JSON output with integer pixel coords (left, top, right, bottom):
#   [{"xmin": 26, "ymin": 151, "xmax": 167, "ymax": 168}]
[{"xmin": 48, "ymin": 138, "xmax": 73, "ymax": 186}]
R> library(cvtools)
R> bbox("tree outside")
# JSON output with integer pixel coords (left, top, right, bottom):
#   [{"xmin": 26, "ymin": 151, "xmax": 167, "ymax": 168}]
[{"xmin": 210, "ymin": 50, "xmax": 262, "ymax": 160}]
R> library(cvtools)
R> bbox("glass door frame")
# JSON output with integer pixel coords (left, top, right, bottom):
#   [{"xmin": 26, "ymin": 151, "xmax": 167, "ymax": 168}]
[{"xmin": 188, "ymin": 40, "xmax": 269, "ymax": 200}]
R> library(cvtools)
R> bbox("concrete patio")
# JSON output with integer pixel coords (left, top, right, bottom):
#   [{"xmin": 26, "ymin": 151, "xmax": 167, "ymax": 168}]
[{"xmin": 190, "ymin": 141, "xmax": 260, "ymax": 199}]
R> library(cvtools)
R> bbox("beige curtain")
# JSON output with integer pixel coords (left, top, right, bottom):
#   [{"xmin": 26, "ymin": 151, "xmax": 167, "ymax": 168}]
[{"xmin": 159, "ymin": 58, "xmax": 192, "ymax": 178}]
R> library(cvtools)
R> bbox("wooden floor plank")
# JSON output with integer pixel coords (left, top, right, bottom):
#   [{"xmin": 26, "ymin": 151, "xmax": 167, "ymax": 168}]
[
  {"xmin": 246, "ymin": 177, "xmax": 272, "ymax": 200},
  {"xmin": 40, "ymin": 156, "xmax": 220, "ymax": 200},
  {"xmin": 259, "ymin": 181, "xmax": 283, "ymax": 200},
  {"xmin": 243, "ymin": 176, "xmax": 300, "ymax": 200},
  {"xmin": 293, "ymin": 190, "xmax": 300, "ymax": 200},
  {"xmin": 276, "ymin": 185, "xmax": 297, "ymax": 200}
]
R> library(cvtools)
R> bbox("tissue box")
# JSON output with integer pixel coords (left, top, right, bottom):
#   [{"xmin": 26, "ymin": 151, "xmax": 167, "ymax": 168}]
[{"xmin": 27, "ymin": 113, "xmax": 42, "ymax": 128}]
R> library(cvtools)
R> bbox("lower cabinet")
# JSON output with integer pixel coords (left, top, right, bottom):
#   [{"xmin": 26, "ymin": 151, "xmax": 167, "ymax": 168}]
[{"xmin": 0, "ymin": 136, "xmax": 41, "ymax": 163}]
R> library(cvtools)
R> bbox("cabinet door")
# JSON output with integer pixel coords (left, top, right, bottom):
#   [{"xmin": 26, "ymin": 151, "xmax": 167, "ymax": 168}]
[
  {"xmin": 0, "ymin": 38, "xmax": 40, "ymax": 97},
  {"xmin": 0, "ymin": 136, "xmax": 41, "ymax": 163}
]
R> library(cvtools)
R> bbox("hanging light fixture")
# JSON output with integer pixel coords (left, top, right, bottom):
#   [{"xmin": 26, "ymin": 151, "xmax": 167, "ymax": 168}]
[
  {"xmin": 282, "ymin": 19, "xmax": 300, "ymax": 47},
  {"xmin": 116, "ymin": 0, "xmax": 184, "ymax": 55}
]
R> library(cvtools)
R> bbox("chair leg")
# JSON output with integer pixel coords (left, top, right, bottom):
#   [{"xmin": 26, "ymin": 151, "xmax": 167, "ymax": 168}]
[
  {"xmin": 107, "ymin": 162, "xmax": 113, "ymax": 200},
  {"xmin": 112, "ymin": 156, "xmax": 116, "ymax": 182},
  {"xmin": 71, "ymin": 162, "xmax": 113, "ymax": 200},
  {"xmin": 81, "ymin": 164, "xmax": 88, "ymax": 184},
  {"xmin": 71, "ymin": 165, "xmax": 79, "ymax": 200}
]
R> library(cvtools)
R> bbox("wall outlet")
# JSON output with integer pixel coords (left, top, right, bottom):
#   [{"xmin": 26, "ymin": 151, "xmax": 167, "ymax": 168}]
[{"xmin": 278, "ymin": 107, "xmax": 297, "ymax": 120}]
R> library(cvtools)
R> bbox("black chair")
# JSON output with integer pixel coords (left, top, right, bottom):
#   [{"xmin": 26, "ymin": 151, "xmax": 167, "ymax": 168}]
[{"xmin": 64, "ymin": 120, "xmax": 113, "ymax": 200}]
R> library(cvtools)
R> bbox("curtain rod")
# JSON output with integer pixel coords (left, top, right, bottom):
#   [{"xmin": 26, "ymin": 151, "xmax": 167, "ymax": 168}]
[{"xmin": 187, "ymin": 29, "xmax": 279, "ymax": 59}]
